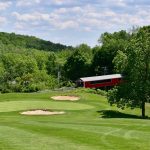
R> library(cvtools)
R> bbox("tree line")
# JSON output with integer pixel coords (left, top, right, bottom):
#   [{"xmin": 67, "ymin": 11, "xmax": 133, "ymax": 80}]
[
  {"xmin": 0, "ymin": 26, "xmax": 149, "ymax": 118},
  {"xmin": 0, "ymin": 32, "xmax": 71, "ymax": 52},
  {"xmin": 0, "ymin": 29, "xmax": 132, "ymax": 92},
  {"xmin": 64, "ymin": 26, "xmax": 150, "ymax": 118}
]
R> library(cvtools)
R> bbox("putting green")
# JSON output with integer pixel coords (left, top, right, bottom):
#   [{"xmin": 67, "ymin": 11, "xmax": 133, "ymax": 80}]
[{"xmin": 0, "ymin": 100, "xmax": 94, "ymax": 113}]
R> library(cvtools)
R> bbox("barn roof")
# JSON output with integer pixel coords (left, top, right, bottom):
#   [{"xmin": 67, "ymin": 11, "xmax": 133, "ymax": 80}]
[{"xmin": 79, "ymin": 74, "xmax": 122, "ymax": 82}]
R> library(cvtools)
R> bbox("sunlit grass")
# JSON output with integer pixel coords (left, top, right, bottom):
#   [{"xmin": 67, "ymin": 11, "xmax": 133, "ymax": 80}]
[{"xmin": 0, "ymin": 90, "xmax": 150, "ymax": 150}]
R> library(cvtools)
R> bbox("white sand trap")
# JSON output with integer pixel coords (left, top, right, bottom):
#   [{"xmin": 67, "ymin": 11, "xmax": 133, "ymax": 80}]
[
  {"xmin": 20, "ymin": 109, "xmax": 65, "ymax": 115},
  {"xmin": 51, "ymin": 96, "xmax": 80, "ymax": 101}
]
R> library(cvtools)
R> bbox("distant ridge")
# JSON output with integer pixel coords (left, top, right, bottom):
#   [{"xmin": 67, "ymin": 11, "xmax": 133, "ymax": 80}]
[{"xmin": 0, "ymin": 32, "xmax": 72, "ymax": 52}]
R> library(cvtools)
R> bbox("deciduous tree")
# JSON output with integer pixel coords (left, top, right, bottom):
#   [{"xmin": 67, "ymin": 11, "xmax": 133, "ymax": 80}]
[{"xmin": 108, "ymin": 26, "xmax": 150, "ymax": 118}]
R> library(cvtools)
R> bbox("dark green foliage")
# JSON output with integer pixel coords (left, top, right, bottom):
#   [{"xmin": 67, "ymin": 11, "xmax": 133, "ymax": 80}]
[
  {"xmin": 46, "ymin": 52, "xmax": 57, "ymax": 75},
  {"xmin": 92, "ymin": 47, "xmax": 114, "ymax": 75},
  {"xmin": 108, "ymin": 26, "xmax": 150, "ymax": 118},
  {"xmin": 0, "ymin": 32, "xmax": 75, "ymax": 92},
  {"xmin": 0, "ymin": 48, "xmax": 58, "ymax": 92},
  {"xmin": 64, "ymin": 44, "xmax": 92, "ymax": 81},
  {"xmin": 56, "ymin": 48, "xmax": 74, "ymax": 65},
  {"xmin": 92, "ymin": 30, "xmax": 131, "ymax": 75},
  {"xmin": 64, "ymin": 50, "xmax": 88, "ymax": 80},
  {"xmin": 76, "ymin": 88, "xmax": 107, "ymax": 96},
  {"xmin": 99, "ymin": 30, "xmax": 131, "ymax": 44},
  {"xmin": 0, "ymin": 26, "xmax": 149, "ymax": 100},
  {"xmin": 0, "ymin": 32, "xmax": 70, "ymax": 52},
  {"xmin": 1, "ymin": 53, "xmax": 38, "ymax": 81}
]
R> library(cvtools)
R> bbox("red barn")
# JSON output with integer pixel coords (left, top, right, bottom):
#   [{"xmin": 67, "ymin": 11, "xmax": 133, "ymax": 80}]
[{"xmin": 76, "ymin": 74, "xmax": 123, "ymax": 88}]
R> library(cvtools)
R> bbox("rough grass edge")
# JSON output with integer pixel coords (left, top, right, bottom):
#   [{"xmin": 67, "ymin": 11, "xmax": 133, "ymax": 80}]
[{"xmin": 75, "ymin": 88, "xmax": 107, "ymax": 96}]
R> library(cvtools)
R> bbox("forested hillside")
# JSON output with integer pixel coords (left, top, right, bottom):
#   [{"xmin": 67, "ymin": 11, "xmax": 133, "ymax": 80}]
[
  {"xmin": 0, "ymin": 26, "xmax": 149, "ymax": 98},
  {"xmin": 0, "ymin": 32, "xmax": 71, "ymax": 52},
  {"xmin": 0, "ymin": 32, "xmax": 74, "ymax": 93}
]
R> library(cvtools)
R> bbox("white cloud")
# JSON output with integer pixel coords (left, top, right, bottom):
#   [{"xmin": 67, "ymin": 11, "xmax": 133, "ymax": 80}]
[
  {"xmin": 1, "ymin": 0, "xmax": 150, "ymax": 47},
  {"xmin": 12, "ymin": 11, "xmax": 78, "ymax": 30},
  {"xmin": 52, "ymin": 20, "xmax": 79, "ymax": 29},
  {"xmin": 96, "ymin": 0, "xmax": 127, "ymax": 7},
  {"xmin": 51, "ymin": 0, "xmax": 74, "ymax": 5},
  {"xmin": 14, "ymin": 22, "xmax": 26, "ymax": 30},
  {"xmin": 0, "ymin": 1, "xmax": 12, "ymax": 11},
  {"xmin": 52, "ymin": 0, "xmax": 66, "ymax": 5},
  {"xmin": 111, "ymin": 0, "xmax": 126, "ymax": 7},
  {"xmin": 0, "ymin": 16, "xmax": 7, "ymax": 25},
  {"xmin": 11, "ymin": 1, "xmax": 150, "ymax": 32},
  {"xmin": 83, "ymin": 27, "xmax": 92, "ymax": 32},
  {"xmin": 16, "ymin": 0, "xmax": 41, "ymax": 7},
  {"xmin": 12, "ymin": 12, "xmax": 50, "ymax": 22},
  {"xmin": 54, "ymin": 6, "xmax": 83, "ymax": 14}
]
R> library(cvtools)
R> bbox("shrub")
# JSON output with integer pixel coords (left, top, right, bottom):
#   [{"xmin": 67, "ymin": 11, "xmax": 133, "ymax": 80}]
[
  {"xmin": 96, "ymin": 89, "xmax": 107, "ymax": 96},
  {"xmin": 75, "ymin": 88, "xmax": 107, "ymax": 96},
  {"xmin": 1, "ymin": 88, "xmax": 11, "ymax": 93}
]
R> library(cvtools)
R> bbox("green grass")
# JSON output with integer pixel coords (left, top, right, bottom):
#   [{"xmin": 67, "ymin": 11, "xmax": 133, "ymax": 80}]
[
  {"xmin": 0, "ymin": 101, "xmax": 93, "ymax": 112},
  {"xmin": 0, "ymin": 89, "xmax": 150, "ymax": 150}
]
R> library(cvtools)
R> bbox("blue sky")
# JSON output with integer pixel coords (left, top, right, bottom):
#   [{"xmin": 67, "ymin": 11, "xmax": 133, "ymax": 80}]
[{"xmin": 0, "ymin": 0, "xmax": 150, "ymax": 47}]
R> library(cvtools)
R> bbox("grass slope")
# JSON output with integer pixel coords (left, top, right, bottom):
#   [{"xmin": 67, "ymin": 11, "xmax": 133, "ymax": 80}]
[{"xmin": 0, "ymin": 89, "xmax": 150, "ymax": 150}]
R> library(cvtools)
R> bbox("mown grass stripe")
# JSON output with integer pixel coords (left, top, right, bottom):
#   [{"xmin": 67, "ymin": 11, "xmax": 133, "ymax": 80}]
[{"xmin": 0, "ymin": 101, "xmax": 94, "ymax": 112}]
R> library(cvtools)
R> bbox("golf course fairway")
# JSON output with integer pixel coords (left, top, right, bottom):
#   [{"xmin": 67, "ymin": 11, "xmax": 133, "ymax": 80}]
[{"xmin": 0, "ymin": 89, "xmax": 150, "ymax": 150}]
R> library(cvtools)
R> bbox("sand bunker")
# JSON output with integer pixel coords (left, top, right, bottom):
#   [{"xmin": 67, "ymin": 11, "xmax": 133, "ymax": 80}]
[
  {"xmin": 51, "ymin": 96, "xmax": 80, "ymax": 101},
  {"xmin": 20, "ymin": 109, "xmax": 65, "ymax": 115}
]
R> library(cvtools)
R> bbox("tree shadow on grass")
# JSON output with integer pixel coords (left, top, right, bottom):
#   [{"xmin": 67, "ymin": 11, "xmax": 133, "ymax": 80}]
[{"xmin": 97, "ymin": 110, "xmax": 149, "ymax": 119}]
